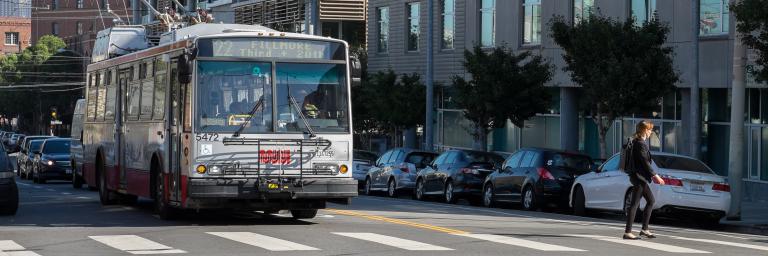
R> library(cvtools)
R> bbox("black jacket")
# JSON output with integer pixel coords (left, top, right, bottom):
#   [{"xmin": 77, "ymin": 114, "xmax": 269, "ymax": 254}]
[{"xmin": 631, "ymin": 138, "xmax": 657, "ymax": 183}]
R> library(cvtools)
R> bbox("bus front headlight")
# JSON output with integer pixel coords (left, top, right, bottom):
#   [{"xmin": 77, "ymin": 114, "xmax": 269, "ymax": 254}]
[
  {"xmin": 196, "ymin": 164, "xmax": 207, "ymax": 174},
  {"xmin": 209, "ymin": 165, "xmax": 221, "ymax": 175}
]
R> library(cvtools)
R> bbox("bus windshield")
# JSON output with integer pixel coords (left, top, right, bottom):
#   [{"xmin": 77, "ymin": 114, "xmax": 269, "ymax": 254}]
[
  {"xmin": 196, "ymin": 61, "xmax": 273, "ymax": 133},
  {"xmin": 275, "ymin": 63, "xmax": 349, "ymax": 133}
]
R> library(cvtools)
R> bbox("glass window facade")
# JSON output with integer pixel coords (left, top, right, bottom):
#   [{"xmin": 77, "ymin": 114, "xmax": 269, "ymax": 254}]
[
  {"xmin": 700, "ymin": 0, "xmax": 729, "ymax": 35},
  {"xmin": 407, "ymin": 2, "xmax": 420, "ymax": 51},
  {"xmin": 480, "ymin": 0, "xmax": 495, "ymax": 47},
  {"xmin": 574, "ymin": 0, "xmax": 594, "ymax": 23},
  {"xmin": 523, "ymin": 0, "xmax": 541, "ymax": 45},
  {"xmin": 631, "ymin": 0, "xmax": 656, "ymax": 25},
  {"xmin": 377, "ymin": 7, "xmax": 390, "ymax": 53},
  {"xmin": 442, "ymin": 0, "xmax": 455, "ymax": 49}
]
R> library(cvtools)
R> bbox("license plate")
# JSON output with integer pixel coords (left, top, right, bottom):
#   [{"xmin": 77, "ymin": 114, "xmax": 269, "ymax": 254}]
[
  {"xmin": 65, "ymin": 169, "xmax": 72, "ymax": 174},
  {"xmin": 689, "ymin": 182, "xmax": 705, "ymax": 192}
]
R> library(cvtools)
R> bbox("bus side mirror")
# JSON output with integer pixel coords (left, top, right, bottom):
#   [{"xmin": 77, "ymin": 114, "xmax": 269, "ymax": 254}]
[{"xmin": 349, "ymin": 55, "xmax": 362, "ymax": 87}]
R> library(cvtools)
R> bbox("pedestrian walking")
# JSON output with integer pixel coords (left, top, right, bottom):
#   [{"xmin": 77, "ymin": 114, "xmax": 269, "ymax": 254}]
[{"xmin": 623, "ymin": 120, "xmax": 665, "ymax": 240}]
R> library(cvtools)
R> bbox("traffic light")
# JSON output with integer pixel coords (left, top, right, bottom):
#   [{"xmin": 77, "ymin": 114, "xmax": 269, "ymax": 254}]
[{"xmin": 50, "ymin": 107, "xmax": 58, "ymax": 121}]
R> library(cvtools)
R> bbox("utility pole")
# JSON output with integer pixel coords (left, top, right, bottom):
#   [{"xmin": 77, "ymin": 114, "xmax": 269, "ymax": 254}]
[
  {"xmin": 727, "ymin": 0, "xmax": 746, "ymax": 221},
  {"xmin": 690, "ymin": 0, "xmax": 701, "ymax": 159},
  {"xmin": 425, "ymin": 0, "xmax": 434, "ymax": 151}
]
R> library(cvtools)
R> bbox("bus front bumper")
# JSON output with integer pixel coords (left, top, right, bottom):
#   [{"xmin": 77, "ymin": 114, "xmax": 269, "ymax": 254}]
[{"xmin": 187, "ymin": 177, "xmax": 358, "ymax": 200}]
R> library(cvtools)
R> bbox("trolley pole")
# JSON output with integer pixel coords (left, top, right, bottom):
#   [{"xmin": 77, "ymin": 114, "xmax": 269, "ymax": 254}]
[{"xmin": 425, "ymin": 0, "xmax": 434, "ymax": 151}]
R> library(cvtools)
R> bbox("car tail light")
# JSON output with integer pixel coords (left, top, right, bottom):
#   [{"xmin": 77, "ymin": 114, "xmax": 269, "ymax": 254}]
[
  {"xmin": 399, "ymin": 163, "xmax": 410, "ymax": 173},
  {"xmin": 461, "ymin": 168, "xmax": 479, "ymax": 175},
  {"xmin": 712, "ymin": 183, "xmax": 731, "ymax": 192},
  {"xmin": 537, "ymin": 168, "xmax": 555, "ymax": 180},
  {"xmin": 654, "ymin": 176, "xmax": 683, "ymax": 186}
]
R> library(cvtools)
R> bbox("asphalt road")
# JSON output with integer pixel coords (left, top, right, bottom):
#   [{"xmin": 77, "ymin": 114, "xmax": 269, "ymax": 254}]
[{"xmin": 2, "ymin": 152, "xmax": 768, "ymax": 256}]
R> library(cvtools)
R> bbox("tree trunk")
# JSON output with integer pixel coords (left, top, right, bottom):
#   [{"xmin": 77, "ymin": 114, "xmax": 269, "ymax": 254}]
[
  {"xmin": 472, "ymin": 124, "xmax": 488, "ymax": 151},
  {"xmin": 598, "ymin": 127, "xmax": 608, "ymax": 160}
]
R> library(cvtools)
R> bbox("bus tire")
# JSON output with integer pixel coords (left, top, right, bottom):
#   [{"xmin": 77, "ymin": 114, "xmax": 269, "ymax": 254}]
[
  {"xmin": 121, "ymin": 194, "xmax": 138, "ymax": 205},
  {"xmin": 153, "ymin": 163, "xmax": 175, "ymax": 220},
  {"xmin": 72, "ymin": 161, "xmax": 82, "ymax": 189},
  {"xmin": 290, "ymin": 209, "xmax": 318, "ymax": 219},
  {"xmin": 98, "ymin": 154, "xmax": 117, "ymax": 205}
]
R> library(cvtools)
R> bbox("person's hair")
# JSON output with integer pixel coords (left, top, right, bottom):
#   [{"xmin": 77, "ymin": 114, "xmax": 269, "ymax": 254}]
[{"xmin": 634, "ymin": 120, "xmax": 654, "ymax": 138}]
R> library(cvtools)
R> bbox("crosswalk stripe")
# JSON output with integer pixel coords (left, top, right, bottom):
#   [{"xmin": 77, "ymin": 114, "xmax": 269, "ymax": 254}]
[
  {"xmin": 455, "ymin": 234, "xmax": 586, "ymax": 252},
  {"xmin": 207, "ymin": 232, "xmax": 319, "ymax": 251},
  {"xmin": 89, "ymin": 235, "xmax": 186, "ymax": 254},
  {"xmin": 332, "ymin": 232, "xmax": 453, "ymax": 251},
  {"xmin": 4, "ymin": 252, "xmax": 43, "ymax": 256},
  {"xmin": 568, "ymin": 234, "xmax": 710, "ymax": 254},
  {"xmin": 667, "ymin": 235, "xmax": 768, "ymax": 252},
  {"xmin": 0, "ymin": 240, "xmax": 42, "ymax": 256}
]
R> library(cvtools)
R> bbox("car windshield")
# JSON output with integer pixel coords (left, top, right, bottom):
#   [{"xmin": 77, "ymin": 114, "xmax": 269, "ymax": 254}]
[
  {"xmin": 406, "ymin": 152, "xmax": 438, "ymax": 168},
  {"xmin": 652, "ymin": 155, "xmax": 715, "ymax": 174},
  {"xmin": 275, "ymin": 63, "xmax": 349, "ymax": 133},
  {"xmin": 196, "ymin": 61, "xmax": 273, "ymax": 133},
  {"xmin": 43, "ymin": 140, "xmax": 71, "ymax": 154},
  {"xmin": 465, "ymin": 152, "xmax": 505, "ymax": 166},
  {"xmin": 30, "ymin": 140, "xmax": 44, "ymax": 152},
  {"xmin": 546, "ymin": 153, "xmax": 593, "ymax": 170}
]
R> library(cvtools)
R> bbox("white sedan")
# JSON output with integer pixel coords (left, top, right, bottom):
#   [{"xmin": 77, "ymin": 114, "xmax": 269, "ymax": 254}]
[{"xmin": 570, "ymin": 152, "xmax": 731, "ymax": 224}]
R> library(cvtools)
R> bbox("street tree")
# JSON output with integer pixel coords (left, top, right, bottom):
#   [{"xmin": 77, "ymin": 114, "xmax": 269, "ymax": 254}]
[
  {"xmin": 732, "ymin": 0, "xmax": 768, "ymax": 83},
  {"xmin": 451, "ymin": 45, "xmax": 553, "ymax": 151},
  {"xmin": 550, "ymin": 14, "xmax": 679, "ymax": 158}
]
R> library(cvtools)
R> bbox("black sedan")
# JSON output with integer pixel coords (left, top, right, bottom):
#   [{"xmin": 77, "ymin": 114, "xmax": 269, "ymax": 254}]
[
  {"xmin": 482, "ymin": 148, "xmax": 593, "ymax": 210},
  {"xmin": 32, "ymin": 138, "xmax": 73, "ymax": 184},
  {"xmin": 0, "ymin": 145, "xmax": 18, "ymax": 215},
  {"xmin": 415, "ymin": 150, "xmax": 504, "ymax": 204}
]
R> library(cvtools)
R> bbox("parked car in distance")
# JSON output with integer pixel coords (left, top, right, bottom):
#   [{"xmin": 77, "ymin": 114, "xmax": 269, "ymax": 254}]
[
  {"xmin": 18, "ymin": 136, "xmax": 55, "ymax": 179},
  {"xmin": 570, "ymin": 152, "xmax": 731, "ymax": 224},
  {"xmin": 32, "ymin": 138, "xmax": 73, "ymax": 184},
  {"xmin": 8, "ymin": 134, "xmax": 25, "ymax": 153},
  {"xmin": 352, "ymin": 150, "xmax": 378, "ymax": 188},
  {"xmin": 1, "ymin": 132, "xmax": 15, "ymax": 147},
  {"xmin": 415, "ymin": 150, "xmax": 504, "ymax": 204},
  {"xmin": 71, "ymin": 99, "xmax": 86, "ymax": 188},
  {"xmin": 482, "ymin": 148, "xmax": 593, "ymax": 210},
  {"xmin": 21, "ymin": 139, "xmax": 46, "ymax": 180},
  {"xmin": 364, "ymin": 148, "xmax": 438, "ymax": 197},
  {"xmin": 0, "ymin": 146, "xmax": 19, "ymax": 215}
]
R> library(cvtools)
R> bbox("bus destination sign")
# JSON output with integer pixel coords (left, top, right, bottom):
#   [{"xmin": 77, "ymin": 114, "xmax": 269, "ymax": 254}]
[{"xmin": 206, "ymin": 38, "xmax": 343, "ymax": 60}]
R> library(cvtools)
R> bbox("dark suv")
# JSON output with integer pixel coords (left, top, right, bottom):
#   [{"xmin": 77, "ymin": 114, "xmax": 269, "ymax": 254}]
[{"xmin": 482, "ymin": 148, "xmax": 593, "ymax": 210}]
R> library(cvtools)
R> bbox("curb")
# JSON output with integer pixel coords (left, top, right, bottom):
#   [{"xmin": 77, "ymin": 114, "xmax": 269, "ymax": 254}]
[{"xmin": 719, "ymin": 222, "xmax": 768, "ymax": 236}]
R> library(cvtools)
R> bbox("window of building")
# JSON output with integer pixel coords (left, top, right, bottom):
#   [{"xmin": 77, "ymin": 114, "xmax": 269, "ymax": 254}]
[
  {"xmin": 377, "ymin": 7, "xmax": 390, "ymax": 53},
  {"xmin": 51, "ymin": 0, "xmax": 57, "ymax": 9},
  {"xmin": 4, "ymin": 32, "xmax": 19, "ymax": 45},
  {"xmin": 52, "ymin": 23, "xmax": 59, "ymax": 36},
  {"xmin": 631, "ymin": 0, "xmax": 657, "ymax": 25},
  {"xmin": 77, "ymin": 22, "xmax": 83, "ymax": 35},
  {"xmin": 523, "ymin": 0, "xmax": 541, "ymax": 45},
  {"xmin": 700, "ymin": 0, "xmax": 729, "ymax": 35},
  {"xmin": 574, "ymin": 0, "xmax": 594, "ymax": 23},
  {"xmin": 480, "ymin": 0, "xmax": 495, "ymax": 47},
  {"xmin": 442, "ymin": 0, "xmax": 455, "ymax": 49},
  {"xmin": 76, "ymin": 0, "xmax": 83, "ymax": 8},
  {"xmin": 407, "ymin": 2, "xmax": 420, "ymax": 51}
]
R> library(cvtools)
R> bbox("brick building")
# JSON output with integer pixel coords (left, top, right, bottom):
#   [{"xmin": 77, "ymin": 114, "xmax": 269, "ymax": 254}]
[
  {"xmin": 31, "ymin": 0, "xmax": 132, "ymax": 56},
  {"xmin": 1, "ymin": 0, "xmax": 32, "ymax": 55}
]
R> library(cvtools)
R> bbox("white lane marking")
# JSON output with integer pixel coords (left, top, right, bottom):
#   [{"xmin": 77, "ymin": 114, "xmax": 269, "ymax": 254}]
[
  {"xmin": 333, "ymin": 232, "xmax": 453, "ymax": 251},
  {"xmin": 15, "ymin": 183, "xmax": 30, "ymax": 187},
  {"xmin": 207, "ymin": 232, "xmax": 319, "ymax": 251},
  {"xmin": 76, "ymin": 197, "xmax": 90, "ymax": 200},
  {"xmin": 568, "ymin": 234, "xmax": 710, "ymax": 254},
  {"xmin": 456, "ymin": 234, "xmax": 586, "ymax": 252},
  {"xmin": 5, "ymin": 251, "xmax": 44, "ymax": 256},
  {"xmin": 667, "ymin": 235, "xmax": 768, "ymax": 251},
  {"xmin": 89, "ymin": 235, "xmax": 186, "ymax": 254},
  {"xmin": 60, "ymin": 192, "xmax": 71, "ymax": 195},
  {"xmin": 33, "ymin": 186, "xmax": 41, "ymax": 189},
  {"xmin": 0, "ymin": 240, "xmax": 42, "ymax": 256},
  {"xmin": 45, "ymin": 189, "xmax": 55, "ymax": 192}
]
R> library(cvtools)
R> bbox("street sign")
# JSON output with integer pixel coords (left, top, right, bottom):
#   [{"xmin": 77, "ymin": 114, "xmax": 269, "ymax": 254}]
[{"xmin": 50, "ymin": 120, "xmax": 62, "ymax": 125}]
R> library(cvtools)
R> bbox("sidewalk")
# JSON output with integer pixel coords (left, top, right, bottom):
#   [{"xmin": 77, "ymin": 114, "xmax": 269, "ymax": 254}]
[{"xmin": 721, "ymin": 199, "xmax": 768, "ymax": 236}]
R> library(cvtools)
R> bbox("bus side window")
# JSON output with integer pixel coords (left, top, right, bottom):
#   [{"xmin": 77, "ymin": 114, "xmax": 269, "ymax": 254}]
[
  {"xmin": 86, "ymin": 74, "xmax": 97, "ymax": 121},
  {"xmin": 105, "ymin": 69, "xmax": 116, "ymax": 120},
  {"xmin": 154, "ymin": 59, "xmax": 167, "ymax": 120},
  {"xmin": 96, "ymin": 72, "xmax": 106, "ymax": 121}
]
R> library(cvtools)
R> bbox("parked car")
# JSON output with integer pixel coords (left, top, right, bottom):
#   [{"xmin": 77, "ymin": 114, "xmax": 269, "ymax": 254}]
[
  {"xmin": 0, "ymin": 145, "xmax": 19, "ymax": 215},
  {"xmin": 570, "ymin": 152, "xmax": 731, "ymax": 224},
  {"xmin": 364, "ymin": 148, "xmax": 438, "ymax": 197},
  {"xmin": 352, "ymin": 150, "xmax": 378, "ymax": 188},
  {"xmin": 1, "ymin": 132, "xmax": 15, "ymax": 147},
  {"xmin": 482, "ymin": 148, "xmax": 593, "ymax": 210},
  {"xmin": 21, "ymin": 139, "xmax": 46, "ymax": 180},
  {"xmin": 71, "ymin": 99, "xmax": 86, "ymax": 188},
  {"xmin": 32, "ymin": 138, "xmax": 73, "ymax": 184},
  {"xmin": 415, "ymin": 150, "xmax": 504, "ymax": 204},
  {"xmin": 8, "ymin": 134, "xmax": 25, "ymax": 153},
  {"xmin": 18, "ymin": 136, "xmax": 55, "ymax": 179}
]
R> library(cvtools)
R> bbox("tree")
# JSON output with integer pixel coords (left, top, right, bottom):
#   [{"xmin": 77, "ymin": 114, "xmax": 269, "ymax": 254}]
[
  {"xmin": 550, "ymin": 14, "xmax": 679, "ymax": 158},
  {"xmin": 732, "ymin": 0, "xmax": 768, "ymax": 83},
  {"xmin": 451, "ymin": 45, "xmax": 553, "ymax": 151}
]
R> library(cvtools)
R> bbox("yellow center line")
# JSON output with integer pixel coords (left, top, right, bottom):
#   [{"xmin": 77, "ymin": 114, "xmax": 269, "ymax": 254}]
[{"xmin": 326, "ymin": 209, "xmax": 469, "ymax": 235}]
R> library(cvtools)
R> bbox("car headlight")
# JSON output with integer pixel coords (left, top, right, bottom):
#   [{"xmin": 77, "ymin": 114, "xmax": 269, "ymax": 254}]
[
  {"xmin": 47, "ymin": 160, "xmax": 54, "ymax": 166},
  {"xmin": 209, "ymin": 165, "xmax": 221, "ymax": 175}
]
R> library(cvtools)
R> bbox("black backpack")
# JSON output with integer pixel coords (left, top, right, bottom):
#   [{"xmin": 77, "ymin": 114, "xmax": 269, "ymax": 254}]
[{"xmin": 619, "ymin": 138, "xmax": 635, "ymax": 174}]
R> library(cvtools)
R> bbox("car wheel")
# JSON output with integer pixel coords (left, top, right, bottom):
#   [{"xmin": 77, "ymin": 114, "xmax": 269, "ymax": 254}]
[
  {"xmin": 387, "ymin": 179, "xmax": 397, "ymax": 198},
  {"xmin": 573, "ymin": 186, "xmax": 587, "ymax": 216},
  {"xmin": 72, "ymin": 172, "xmax": 83, "ymax": 189},
  {"xmin": 290, "ymin": 209, "xmax": 318, "ymax": 219},
  {"xmin": 444, "ymin": 181, "xmax": 457, "ymax": 204},
  {"xmin": 364, "ymin": 177, "xmax": 373, "ymax": 196},
  {"xmin": 483, "ymin": 184, "xmax": 495, "ymax": 208},
  {"xmin": 415, "ymin": 179, "xmax": 427, "ymax": 201},
  {"xmin": 32, "ymin": 167, "xmax": 38, "ymax": 183},
  {"xmin": 521, "ymin": 185, "xmax": 538, "ymax": 211}
]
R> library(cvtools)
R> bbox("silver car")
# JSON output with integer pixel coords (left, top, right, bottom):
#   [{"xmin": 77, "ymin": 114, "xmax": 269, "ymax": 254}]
[
  {"xmin": 364, "ymin": 148, "xmax": 438, "ymax": 197},
  {"xmin": 352, "ymin": 150, "xmax": 378, "ymax": 187}
]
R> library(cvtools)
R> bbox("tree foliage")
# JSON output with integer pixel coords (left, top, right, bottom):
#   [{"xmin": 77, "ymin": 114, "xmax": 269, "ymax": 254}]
[
  {"xmin": 451, "ymin": 45, "xmax": 553, "ymax": 150},
  {"xmin": 732, "ymin": 0, "xmax": 768, "ymax": 83},
  {"xmin": 550, "ymin": 14, "xmax": 678, "ymax": 158}
]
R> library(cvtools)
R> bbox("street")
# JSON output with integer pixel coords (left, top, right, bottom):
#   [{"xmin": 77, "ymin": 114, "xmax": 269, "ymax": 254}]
[{"xmin": 2, "ymin": 174, "xmax": 767, "ymax": 256}]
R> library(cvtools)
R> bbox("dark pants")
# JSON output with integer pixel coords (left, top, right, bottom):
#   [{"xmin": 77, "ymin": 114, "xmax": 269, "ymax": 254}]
[{"xmin": 625, "ymin": 174, "xmax": 655, "ymax": 233}]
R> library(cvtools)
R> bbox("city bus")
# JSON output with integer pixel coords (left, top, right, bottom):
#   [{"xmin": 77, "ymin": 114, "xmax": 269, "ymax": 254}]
[{"xmin": 81, "ymin": 23, "xmax": 359, "ymax": 219}]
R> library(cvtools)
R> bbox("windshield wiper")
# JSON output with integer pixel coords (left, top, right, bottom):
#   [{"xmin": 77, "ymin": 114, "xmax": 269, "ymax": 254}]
[
  {"xmin": 288, "ymin": 95, "xmax": 317, "ymax": 138},
  {"xmin": 232, "ymin": 97, "xmax": 265, "ymax": 138}
]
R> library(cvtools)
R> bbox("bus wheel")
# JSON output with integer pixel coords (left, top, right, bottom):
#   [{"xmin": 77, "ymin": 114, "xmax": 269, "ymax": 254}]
[
  {"xmin": 72, "ymin": 165, "xmax": 83, "ymax": 189},
  {"xmin": 98, "ymin": 160, "xmax": 117, "ymax": 205},
  {"xmin": 120, "ymin": 194, "xmax": 138, "ymax": 205},
  {"xmin": 154, "ymin": 170, "xmax": 175, "ymax": 220},
  {"xmin": 290, "ymin": 209, "xmax": 318, "ymax": 219}
]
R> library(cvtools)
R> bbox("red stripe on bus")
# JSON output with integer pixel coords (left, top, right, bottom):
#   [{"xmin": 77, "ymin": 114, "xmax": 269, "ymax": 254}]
[
  {"xmin": 126, "ymin": 169, "xmax": 151, "ymax": 198},
  {"xmin": 181, "ymin": 175, "xmax": 188, "ymax": 207}
]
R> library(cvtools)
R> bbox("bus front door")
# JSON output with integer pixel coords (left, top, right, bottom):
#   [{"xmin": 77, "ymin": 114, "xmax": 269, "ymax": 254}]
[{"xmin": 166, "ymin": 61, "xmax": 182, "ymax": 203}]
